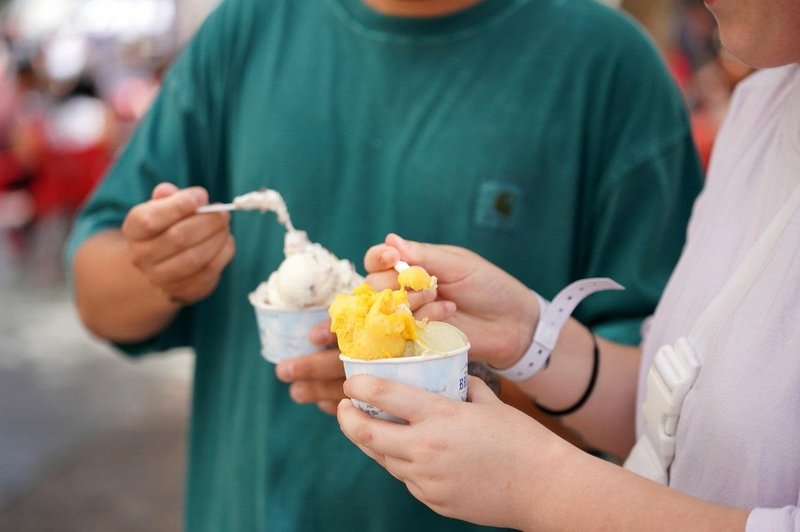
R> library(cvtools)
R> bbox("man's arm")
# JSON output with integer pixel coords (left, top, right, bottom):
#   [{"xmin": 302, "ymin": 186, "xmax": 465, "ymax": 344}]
[
  {"xmin": 72, "ymin": 183, "xmax": 234, "ymax": 343},
  {"xmin": 74, "ymin": 230, "xmax": 182, "ymax": 342},
  {"xmin": 338, "ymin": 376, "xmax": 749, "ymax": 532}
]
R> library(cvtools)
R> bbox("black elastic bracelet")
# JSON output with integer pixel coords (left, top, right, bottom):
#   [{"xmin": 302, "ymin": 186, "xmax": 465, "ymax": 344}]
[{"xmin": 534, "ymin": 333, "xmax": 599, "ymax": 417}]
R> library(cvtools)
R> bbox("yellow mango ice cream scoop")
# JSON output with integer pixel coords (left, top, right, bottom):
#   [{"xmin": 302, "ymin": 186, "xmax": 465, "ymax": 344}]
[
  {"xmin": 329, "ymin": 265, "xmax": 466, "ymax": 361},
  {"xmin": 329, "ymin": 283, "xmax": 419, "ymax": 360},
  {"xmin": 395, "ymin": 261, "xmax": 437, "ymax": 291}
]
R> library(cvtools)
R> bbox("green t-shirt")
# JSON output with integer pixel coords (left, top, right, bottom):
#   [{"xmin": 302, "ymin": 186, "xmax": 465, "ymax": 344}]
[{"xmin": 67, "ymin": 0, "xmax": 702, "ymax": 530}]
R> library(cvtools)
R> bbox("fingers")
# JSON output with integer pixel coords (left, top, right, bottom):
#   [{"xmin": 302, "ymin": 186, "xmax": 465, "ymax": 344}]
[
  {"xmin": 412, "ymin": 300, "xmax": 457, "ymax": 321},
  {"xmin": 406, "ymin": 289, "xmax": 436, "ymax": 310},
  {"xmin": 289, "ymin": 378, "xmax": 345, "ymax": 405},
  {"xmin": 123, "ymin": 186, "xmax": 209, "ymax": 240},
  {"xmin": 343, "ymin": 374, "xmax": 443, "ymax": 425},
  {"xmin": 309, "ymin": 320, "xmax": 336, "ymax": 347},
  {"xmin": 128, "ymin": 211, "xmax": 231, "ymax": 264},
  {"xmin": 158, "ymin": 234, "xmax": 235, "ymax": 302},
  {"xmin": 275, "ymin": 348, "xmax": 343, "ymax": 383},
  {"xmin": 336, "ymin": 396, "xmax": 414, "ymax": 462},
  {"xmin": 124, "ymin": 185, "xmax": 234, "ymax": 305},
  {"xmin": 317, "ymin": 400, "xmax": 338, "ymax": 416},
  {"xmin": 385, "ymin": 233, "xmax": 472, "ymax": 283},
  {"xmin": 365, "ymin": 270, "xmax": 400, "ymax": 291},
  {"xmin": 466, "ymin": 376, "xmax": 501, "ymax": 404},
  {"xmin": 364, "ymin": 243, "xmax": 401, "ymax": 274},
  {"xmin": 147, "ymin": 228, "xmax": 232, "ymax": 283},
  {"xmin": 276, "ymin": 349, "xmax": 346, "ymax": 408},
  {"xmin": 151, "ymin": 182, "xmax": 180, "ymax": 200}
]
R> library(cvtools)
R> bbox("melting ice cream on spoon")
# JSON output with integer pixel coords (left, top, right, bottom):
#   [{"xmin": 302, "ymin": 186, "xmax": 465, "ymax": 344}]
[{"xmin": 204, "ymin": 188, "xmax": 363, "ymax": 309}]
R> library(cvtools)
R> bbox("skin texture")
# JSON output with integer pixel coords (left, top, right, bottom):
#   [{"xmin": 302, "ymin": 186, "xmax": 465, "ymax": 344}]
[
  {"xmin": 337, "ymin": 232, "xmax": 752, "ymax": 527},
  {"xmin": 704, "ymin": 0, "xmax": 800, "ymax": 67},
  {"xmin": 365, "ymin": 234, "xmax": 640, "ymax": 457},
  {"xmin": 338, "ymin": 376, "xmax": 748, "ymax": 531},
  {"xmin": 73, "ymin": 183, "xmax": 235, "ymax": 342},
  {"xmin": 364, "ymin": 0, "xmax": 483, "ymax": 18}
]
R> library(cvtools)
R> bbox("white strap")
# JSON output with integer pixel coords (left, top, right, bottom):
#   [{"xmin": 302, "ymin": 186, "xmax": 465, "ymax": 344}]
[
  {"xmin": 624, "ymin": 430, "xmax": 669, "ymax": 485},
  {"xmin": 492, "ymin": 277, "xmax": 624, "ymax": 382},
  {"xmin": 691, "ymin": 181, "xmax": 800, "ymax": 357},
  {"xmin": 626, "ymin": 183, "xmax": 800, "ymax": 483}
]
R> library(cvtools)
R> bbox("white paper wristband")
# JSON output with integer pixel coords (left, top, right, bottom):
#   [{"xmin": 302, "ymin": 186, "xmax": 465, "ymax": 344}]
[{"xmin": 491, "ymin": 277, "xmax": 624, "ymax": 382}]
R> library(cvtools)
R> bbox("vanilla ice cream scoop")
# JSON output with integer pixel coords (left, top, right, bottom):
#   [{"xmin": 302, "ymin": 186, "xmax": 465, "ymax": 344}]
[
  {"xmin": 254, "ymin": 239, "xmax": 362, "ymax": 310},
  {"xmin": 232, "ymin": 187, "xmax": 363, "ymax": 308},
  {"xmin": 266, "ymin": 244, "xmax": 360, "ymax": 308}
]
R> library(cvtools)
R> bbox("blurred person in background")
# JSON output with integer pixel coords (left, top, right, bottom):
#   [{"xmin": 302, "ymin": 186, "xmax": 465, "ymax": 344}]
[
  {"xmin": 0, "ymin": 34, "xmax": 116, "ymax": 280},
  {"xmin": 36, "ymin": 36, "xmax": 115, "ymax": 269},
  {"xmin": 339, "ymin": 0, "xmax": 800, "ymax": 529},
  {"xmin": 67, "ymin": 0, "xmax": 702, "ymax": 530},
  {"xmin": 0, "ymin": 40, "xmax": 35, "ymax": 244},
  {"xmin": 672, "ymin": 0, "xmax": 753, "ymax": 169},
  {"xmin": 686, "ymin": 46, "xmax": 752, "ymax": 169}
]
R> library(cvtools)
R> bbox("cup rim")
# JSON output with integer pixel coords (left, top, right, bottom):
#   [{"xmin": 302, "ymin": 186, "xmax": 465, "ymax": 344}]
[{"xmin": 339, "ymin": 345, "xmax": 470, "ymax": 364}]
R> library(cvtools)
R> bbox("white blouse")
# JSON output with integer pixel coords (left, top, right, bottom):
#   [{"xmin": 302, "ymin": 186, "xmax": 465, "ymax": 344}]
[{"xmin": 633, "ymin": 64, "xmax": 800, "ymax": 530}]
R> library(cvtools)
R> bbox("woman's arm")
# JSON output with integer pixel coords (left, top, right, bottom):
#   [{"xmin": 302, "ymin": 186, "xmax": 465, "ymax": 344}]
[{"xmin": 338, "ymin": 376, "xmax": 748, "ymax": 531}]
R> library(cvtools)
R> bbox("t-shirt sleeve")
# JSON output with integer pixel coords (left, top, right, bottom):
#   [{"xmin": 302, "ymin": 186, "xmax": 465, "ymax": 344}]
[
  {"xmin": 64, "ymin": 1, "xmax": 238, "ymax": 356},
  {"xmin": 585, "ymin": 131, "xmax": 701, "ymax": 345},
  {"xmin": 746, "ymin": 506, "xmax": 800, "ymax": 531},
  {"xmin": 572, "ymin": 18, "xmax": 703, "ymax": 345}
]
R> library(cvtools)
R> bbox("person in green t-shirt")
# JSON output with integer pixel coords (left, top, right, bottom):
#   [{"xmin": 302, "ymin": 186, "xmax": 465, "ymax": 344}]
[{"xmin": 66, "ymin": 0, "xmax": 702, "ymax": 530}]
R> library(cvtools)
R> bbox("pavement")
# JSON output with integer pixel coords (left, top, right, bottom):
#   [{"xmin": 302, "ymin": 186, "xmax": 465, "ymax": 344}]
[{"xmin": 0, "ymin": 228, "xmax": 192, "ymax": 531}]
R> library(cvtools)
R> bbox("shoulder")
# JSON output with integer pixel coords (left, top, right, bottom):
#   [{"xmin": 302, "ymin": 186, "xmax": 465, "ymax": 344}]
[
  {"xmin": 527, "ymin": 0, "xmax": 662, "ymax": 57},
  {"xmin": 717, "ymin": 64, "xmax": 800, "ymax": 139},
  {"xmin": 728, "ymin": 64, "xmax": 800, "ymax": 110},
  {"xmin": 711, "ymin": 64, "xmax": 799, "ymax": 165}
]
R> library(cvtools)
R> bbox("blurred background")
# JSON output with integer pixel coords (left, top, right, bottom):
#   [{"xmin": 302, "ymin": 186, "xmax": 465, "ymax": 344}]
[
  {"xmin": 0, "ymin": 0, "xmax": 748, "ymax": 530},
  {"xmin": 0, "ymin": 0, "xmax": 216, "ymax": 530}
]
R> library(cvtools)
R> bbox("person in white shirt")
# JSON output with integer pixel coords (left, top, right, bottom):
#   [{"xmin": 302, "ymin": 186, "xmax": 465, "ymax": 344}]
[{"xmin": 336, "ymin": 0, "xmax": 800, "ymax": 529}]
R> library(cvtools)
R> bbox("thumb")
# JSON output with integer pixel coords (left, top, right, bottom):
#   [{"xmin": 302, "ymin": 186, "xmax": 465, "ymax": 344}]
[
  {"xmin": 466, "ymin": 376, "xmax": 500, "ymax": 404},
  {"xmin": 151, "ymin": 182, "xmax": 180, "ymax": 200}
]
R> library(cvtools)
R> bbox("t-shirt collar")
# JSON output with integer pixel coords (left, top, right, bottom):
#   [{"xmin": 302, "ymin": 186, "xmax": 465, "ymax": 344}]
[{"xmin": 326, "ymin": 0, "xmax": 526, "ymax": 43}]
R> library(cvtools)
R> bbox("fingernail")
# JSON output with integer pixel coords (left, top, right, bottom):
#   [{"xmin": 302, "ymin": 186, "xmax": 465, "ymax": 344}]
[
  {"xmin": 191, "ymin": 191, "xmax": 205, "ymax": 206},
  {"xmin": 380, "ymin": 250, "xmax": 395, "ymax": 267},
  {"xmin": 290, "ymin": 385, "xmax": 306, "ymax": 403}
]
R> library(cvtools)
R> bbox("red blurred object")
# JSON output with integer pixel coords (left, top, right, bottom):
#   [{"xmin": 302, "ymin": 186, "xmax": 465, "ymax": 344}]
[
  {"xmin": 24, "ymin": 94, "xmax": 115, "ymax": 217},
  {"xmin": 666, "ymin": 47, "xmax": 693, "ymax": 94},
  {"xmin": 0, "ymin": 149, "xmax": 25, "ymax": 189},
  {"xmin": 29, "ymin": 142, "xmax": 111, "ymax": 216}
]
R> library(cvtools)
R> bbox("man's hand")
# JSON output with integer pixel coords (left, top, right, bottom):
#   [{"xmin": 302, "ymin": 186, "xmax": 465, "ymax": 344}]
[
  {"xmin": 122, "ymin": 182, "xmax": 235, "ymax": 305},
  {"xmin": 275, "ymin": 320, "xmax": 344, "ymax": 415}
]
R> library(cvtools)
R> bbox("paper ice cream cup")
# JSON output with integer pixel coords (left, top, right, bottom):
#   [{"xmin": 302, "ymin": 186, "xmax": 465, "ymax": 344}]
[
  {"xmin": 249, "ymin": 293, "xmax": 330, "ymax": 364},
  {"xmin": 340, "ymin": 344, "xmax": 470, "ymax": 423}
]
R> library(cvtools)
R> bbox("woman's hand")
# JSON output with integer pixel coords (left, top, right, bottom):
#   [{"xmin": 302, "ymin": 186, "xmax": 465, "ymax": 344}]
[
  {"xmin": 337, "ymin": 375, "xmax": 565, "ymax": 529},
  {"xmin": 364, "ymin": 233, "xmax": 539, "ymax": 368}
]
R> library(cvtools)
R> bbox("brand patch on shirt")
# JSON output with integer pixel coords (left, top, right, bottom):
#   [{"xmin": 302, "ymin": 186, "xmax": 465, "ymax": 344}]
[{"xmin": 474, "ymin": 180, "xmax": 522, "ymax": 232}]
